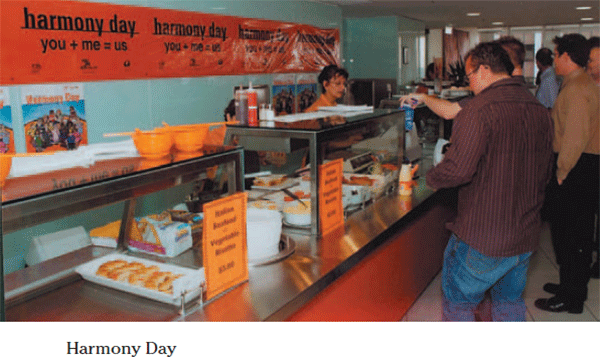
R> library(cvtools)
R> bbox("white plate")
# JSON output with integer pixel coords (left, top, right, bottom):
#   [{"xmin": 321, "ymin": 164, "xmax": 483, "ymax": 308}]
[{"xmin": 75, "ymin": 253, "xmax": 204, "ymax": 306}]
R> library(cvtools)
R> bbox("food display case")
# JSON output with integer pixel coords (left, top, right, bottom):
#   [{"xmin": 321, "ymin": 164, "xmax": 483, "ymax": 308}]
[
  {"xmin": 0, "ymin": 145, "xmax": 244, "ymax": 321},
  {"xmin": 225, "ymin": 108, "xmax": 406, "ymax": 236}
]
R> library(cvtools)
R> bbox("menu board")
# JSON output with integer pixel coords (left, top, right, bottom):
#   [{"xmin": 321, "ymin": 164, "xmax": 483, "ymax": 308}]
[
  {"xmin": 202, "ymin": 192, "xmax": 248, "ymax": 301},
  {"xmin": 319, "ymin": 158, "xmax": 344, "ymax": 235},
  {"xmin": 0, "ymin": 0, "xmax": 340, "ymax": 85}
]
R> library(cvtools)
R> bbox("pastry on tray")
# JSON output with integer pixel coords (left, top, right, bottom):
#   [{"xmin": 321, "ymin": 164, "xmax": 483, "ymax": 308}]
[
  {"xmin": 96, "ymin": 260, "xmax": 182, "ymax": 295},
  {"xmin": 253, "ymin": 174, "xmax": 288, "ymax": 187}
]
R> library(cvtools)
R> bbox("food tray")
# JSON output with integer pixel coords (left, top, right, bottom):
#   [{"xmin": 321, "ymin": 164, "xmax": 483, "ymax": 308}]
[
  {"xmin": 75, "ymin": 253, "xmax": 205, "ymax": 306},
  {"xmin": 251, "ymin": 175, "xmax": 299, "ymax": 191},
  {"xmin": 343, "ymin": 173, "xmax": 387, "ymax": 197}
]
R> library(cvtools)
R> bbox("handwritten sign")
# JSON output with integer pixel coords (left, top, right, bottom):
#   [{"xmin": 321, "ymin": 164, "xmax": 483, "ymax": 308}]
[
  {"xmin": 319, "ymin": 158, "xmax": 344, "ymax": 235},
  {"xmin": 202, "ymin": 192, "xmax": 248, "ymax": 300},
  {"xmin": 0, "ymin": 1, "xmax": 340, "ymax": 85}
]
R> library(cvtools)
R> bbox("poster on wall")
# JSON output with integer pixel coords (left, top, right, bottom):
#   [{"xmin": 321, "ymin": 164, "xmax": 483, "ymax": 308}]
[
  {"xmin": 0, "ymin": 87, "xmax": 15, "ymax": 154},
  {"xmin": 0, "ymin": 87, "xmax": 16, "ymax": 154},
  {"xmin": 272, "ymin": 74, "xmax": 296, "ymax": 116},
  {"xmin": 296, "ymin": 73, "xmax": 318, "ymax": 113},
  {"xmin": 0, "ymin": 0, "xmax": 340, "ymax": 85},
  {"xmin": 21, "ymin": 84, "xmax": 87, "ymax": 153}
]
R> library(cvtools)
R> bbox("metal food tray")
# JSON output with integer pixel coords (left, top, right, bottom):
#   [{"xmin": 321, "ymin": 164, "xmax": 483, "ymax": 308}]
[
  {"xmin": 343, "ymin": 173, "xmax": 388, "ymax": 197},
  {"xmin": 75, "ymin": 253, "xmax": 205, "ymax": 306}
]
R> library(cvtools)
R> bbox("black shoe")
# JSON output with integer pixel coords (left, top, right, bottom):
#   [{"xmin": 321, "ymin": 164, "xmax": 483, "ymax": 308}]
[
  {"xmin": 534, "ymin": 297, "xmax": 584, "ymax": 314},
  {"xmin": 543, "ymin": 283, "xmax": 560, "ymax": 294},
  {"xmin": 592, "ymin": 261, "xmax": 599, "ymax": 279}
]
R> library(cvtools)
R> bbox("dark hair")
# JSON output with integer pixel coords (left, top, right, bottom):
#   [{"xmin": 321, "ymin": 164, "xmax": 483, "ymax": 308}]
[
  {"xmin": 535, "ymin": 48, "xmax": 554, "ymax": 67},
  {"xmin": 589, "ymin": 36, "xmax": 599, "ymax": 49},
  {"xmin": 425, "ymin": 63, "xmax": 435, "ymax": 80},
  {"xmin": 465, "ymin": 42, "xmax": 514, "ymax": 76},
  {"xmin": 494, "ymin": 36, "xmax": 525, "ymax": 68},
  {"xmin": 553, "ymin": 33, "xmax": 590, "ymax": 68},
  {"xmin": 317, "ymin": 64, "xmax": 349, "ymax": 91},
  {"xmin": 224, "ymin": 99, "xmax": 235, "ymax": 121}
]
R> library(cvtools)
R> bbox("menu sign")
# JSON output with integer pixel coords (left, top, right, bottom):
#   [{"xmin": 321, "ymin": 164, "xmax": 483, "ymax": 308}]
[
  {"xmin": 202, "ymin": 192, "xmax": 248, "ymax": 300},
  {"xmin": 319, "ymin": 158, "xmax": 344, "ymax": 235},
  {"xmin": 0, "ymin": 0, "xmax": 340, "ymax": 85}
]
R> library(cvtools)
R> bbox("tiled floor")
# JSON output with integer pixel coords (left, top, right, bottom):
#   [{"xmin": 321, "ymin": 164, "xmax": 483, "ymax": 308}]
[{"xmin": 402, "ymin": 222, "xmax": 600, "ymax": 321}]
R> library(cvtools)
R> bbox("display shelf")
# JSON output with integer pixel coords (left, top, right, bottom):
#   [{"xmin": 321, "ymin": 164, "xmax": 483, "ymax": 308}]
[
  {"xmin": 0, "ymin": 146, "xmax": 244, "ymax": 321},
  {"xmin": 225, "ymin": 108, "xmax": 405, "ymax": 236}
]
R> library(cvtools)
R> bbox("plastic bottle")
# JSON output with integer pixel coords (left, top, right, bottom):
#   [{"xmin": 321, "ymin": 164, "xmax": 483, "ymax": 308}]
[
  {"xmin": 234, "ymin": 86, "xmax": 241, "ymax": 122},
  {"xmin": 247, "ymin": 81, "xmax": 258, "ymax": 126},
  {"xmin": 401, "ymin": 103, "xmax": 414, "ymax": 131},
  {"xmin": 235, "ymin": 85, "xmax": 248, "ymax": 125}
]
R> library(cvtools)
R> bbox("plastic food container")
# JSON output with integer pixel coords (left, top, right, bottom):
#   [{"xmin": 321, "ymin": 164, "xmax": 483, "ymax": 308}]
[
  {"xmin": 132, "ymin": 128, "xmax": 173, "ymax": 159},
  {"xmin": 246, "ymin": 208, "xmax": 282, "ymax": 261},
  {"xmin": 167, "ymin": 125, "xmax": 209, "ymax": 152}
]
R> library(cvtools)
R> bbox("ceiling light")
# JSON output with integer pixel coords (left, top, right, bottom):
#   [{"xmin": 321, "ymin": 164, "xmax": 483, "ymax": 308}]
[
  {"xmin": 492, "ymin": 22, "xmax": 504, "ymax": 26},
  {"xmin": 576, "ymin": 6, "xmax": 592, "ymax": 10},
  {"xmin": 445, "ymin": 26, "xmax": 453, "ymax": 34},
  {"xmin": 467, "ymin": 13, "xmax": 480, "ymax": 17},
  {"xmin": 581, "ymin": 18, "xmax": 594, "ymax": 21}
]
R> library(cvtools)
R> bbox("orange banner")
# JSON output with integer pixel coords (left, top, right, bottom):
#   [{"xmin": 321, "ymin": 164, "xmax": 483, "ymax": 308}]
[
  {"xmin": 202, "ymin": 192, "xmax": 248, "ymax": 301},
  {"xmin": 319, "ymin": 158, "xmax": 344, "ymax": 236},
  {"xmin": 0, "ymin": 0, "xmax": 340, "ymax": 85}
]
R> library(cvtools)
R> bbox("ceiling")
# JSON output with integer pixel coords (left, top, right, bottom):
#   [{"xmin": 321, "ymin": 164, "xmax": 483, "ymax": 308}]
[{"xmin": 317, "ymin": 0, "xmax": 599, "ymax": 29}]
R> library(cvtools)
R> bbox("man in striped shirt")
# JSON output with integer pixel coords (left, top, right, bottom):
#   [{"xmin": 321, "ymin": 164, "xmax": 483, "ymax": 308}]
[{"xmin": 426, "ymin": 42, "xmax": 554, "ymax": 321}]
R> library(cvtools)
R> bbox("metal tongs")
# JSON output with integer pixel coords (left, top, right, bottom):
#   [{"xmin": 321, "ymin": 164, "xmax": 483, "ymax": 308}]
[{"xmin": 281, "ymin": 188, "xmax": 308, "ymax": 208}]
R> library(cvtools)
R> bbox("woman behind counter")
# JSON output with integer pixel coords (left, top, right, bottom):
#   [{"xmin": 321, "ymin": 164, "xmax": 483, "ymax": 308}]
[{"xmin": 305, "ymin": 64, "xmax": 349, "ymax": 112}]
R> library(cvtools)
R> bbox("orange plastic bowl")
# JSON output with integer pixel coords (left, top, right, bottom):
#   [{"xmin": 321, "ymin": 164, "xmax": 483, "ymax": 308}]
[
  {"xmin": 170, "ymin": 125, "xmax": 209, "ymax": 152},
  {"xmin": 0, "ymin": 154, "xmax": 12, "ymax": 188},
  {"xmin": 132, "ymin": 128, "xmax": 173, "ymax": 159}
]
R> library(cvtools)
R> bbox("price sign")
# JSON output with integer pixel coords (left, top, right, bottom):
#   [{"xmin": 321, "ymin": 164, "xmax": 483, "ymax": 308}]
[
  {"xmin": 319, "ymin": 158, "xmax": 344, "ymax": 235},
  {"xmin": 202, "ymin": 192, "xmax": 248, "ymax": 300}
]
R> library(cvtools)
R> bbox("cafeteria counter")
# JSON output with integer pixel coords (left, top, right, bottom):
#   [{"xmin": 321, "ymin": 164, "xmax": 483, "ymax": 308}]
[{"xmin": 5, "ymin": 178, "xmax": 456, "ymax": 321}]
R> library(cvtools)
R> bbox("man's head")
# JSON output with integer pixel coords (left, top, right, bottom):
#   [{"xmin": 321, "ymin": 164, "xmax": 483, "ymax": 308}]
[
  {"xmin": 494, "ymin": 36, "xmax": 525, "ymax": 75},
  {"xmin": 535, "ymin": 47, "xmax": 554, "ymax": 70},
  {"xmin": 464, "ymin": 42, "xmax": 513, "ymax": 95},
  {"xmin": 553, "ymin": 33, "xmax": 590, "ymax": 76},
  {"xmin": 587, "ymin": 36, "xmax": 599, "ymax": 84}
]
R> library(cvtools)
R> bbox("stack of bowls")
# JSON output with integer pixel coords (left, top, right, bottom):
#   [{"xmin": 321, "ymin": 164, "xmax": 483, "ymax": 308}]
[
  {"xmin": 131, "ymin": 127, "xmax": 173, "ymax": 159},
  {"xmin": 166, "ymin": 124, "xmax": 209, "ymax": 153}
]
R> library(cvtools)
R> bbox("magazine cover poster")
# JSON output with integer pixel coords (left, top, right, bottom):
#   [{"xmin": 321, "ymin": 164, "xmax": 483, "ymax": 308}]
[
  {"xmin": 296, "ymin": 73, "xmax": 318, "ymax": 113},
  {"xmin": 0, "ymin": 87, "xmax": 15, "ymax": 154},
  {"xmin": 21, "ymin": 84, "xmax": 88, "ymax": 153},
  {"xmin": 272, "ymin": 74, "xmax": 296, "ymax": 116}
]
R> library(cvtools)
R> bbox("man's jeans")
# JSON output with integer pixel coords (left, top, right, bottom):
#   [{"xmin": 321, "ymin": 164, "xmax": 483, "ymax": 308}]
[{"xmin": 442, "ymin": 234, "xmax": 533, "ymax": 321}]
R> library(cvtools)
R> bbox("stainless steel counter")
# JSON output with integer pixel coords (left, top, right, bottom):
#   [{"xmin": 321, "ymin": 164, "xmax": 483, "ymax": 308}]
[{"xmin": 5, "ymin": 178, "xmax": 450, "ymax": 321}]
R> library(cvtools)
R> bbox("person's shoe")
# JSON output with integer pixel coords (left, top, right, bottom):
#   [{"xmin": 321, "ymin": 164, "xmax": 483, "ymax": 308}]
[
  {"xmin": 543, "ymin": 283, "xmax": 560, "ymax": 294},
  {"xmin": 591, "ymin": 261, "xmax": 599, "ymax": 279},
  {"xmin": 534, "ymin": 297, "xmax": 584, "ymax": 314}
]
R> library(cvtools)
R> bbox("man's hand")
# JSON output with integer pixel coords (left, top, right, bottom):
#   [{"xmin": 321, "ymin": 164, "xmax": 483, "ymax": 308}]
[
  {"xmin": 557, "ymin": 177, "xmax": 563, "ymax": 185},
  {"xmin": 399, "ymin": 93, "xmax": 426, "ymax": 108}
]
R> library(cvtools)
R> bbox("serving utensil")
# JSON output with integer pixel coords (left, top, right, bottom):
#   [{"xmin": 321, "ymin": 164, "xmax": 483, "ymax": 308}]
[{"xmin": 281, "ymin": 188, "xmax": 308, "ymax": 208}]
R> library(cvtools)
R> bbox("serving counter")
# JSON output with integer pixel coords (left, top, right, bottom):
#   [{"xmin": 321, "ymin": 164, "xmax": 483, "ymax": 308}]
[
  {"xmin": 225, "ymin": 108, "xmax": 405, "ymax": 236},
  {"xmin": 3, "ymin": 109, "xmax": 456, "ymax": 321},
  {"xmin": 4, "ymin": 175, "xmax": 455, "ymax": 321}
]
